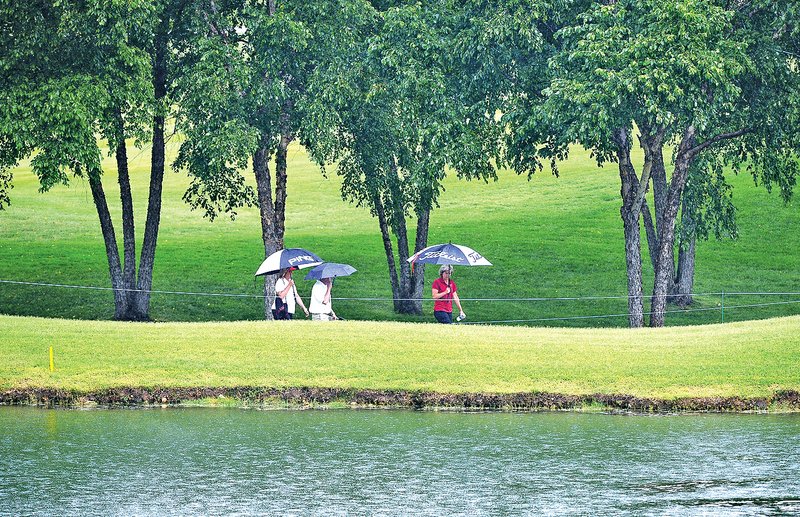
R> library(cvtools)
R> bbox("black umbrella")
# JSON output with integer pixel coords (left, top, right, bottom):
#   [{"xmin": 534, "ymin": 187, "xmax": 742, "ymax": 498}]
[{"xmin": 255, "ymin": 248, "xmax": 323, "ymax": 276}]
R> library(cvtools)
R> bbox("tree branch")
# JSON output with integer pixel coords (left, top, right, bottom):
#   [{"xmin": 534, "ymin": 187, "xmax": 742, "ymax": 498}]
[{"xmin": 686, "ymin": 128, "xmax": 752, "ymax": 158}]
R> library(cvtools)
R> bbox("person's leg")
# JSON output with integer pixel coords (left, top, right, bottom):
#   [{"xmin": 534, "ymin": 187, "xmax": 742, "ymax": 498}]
[
  {"xmin": 272, "ymin": 309, "xmax": 279, "ymax": 319},
  {"xmin": 286, "ymin": 313, "xmax": 294, "ymax": 320},
  {"xmin": 434, "ymin": 311, "xmax": 452, "ymax": 324}
]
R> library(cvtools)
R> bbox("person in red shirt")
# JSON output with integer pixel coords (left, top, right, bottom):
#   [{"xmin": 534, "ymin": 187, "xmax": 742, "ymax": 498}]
[{"xmin": 431, "ymin": 264, "xmax": 466, "ymax": 324}]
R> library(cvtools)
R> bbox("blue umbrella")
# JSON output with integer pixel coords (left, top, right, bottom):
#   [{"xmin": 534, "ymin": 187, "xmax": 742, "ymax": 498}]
[
  {"xmin": 407, "ymin": 243, "xmax": 492, "ymax": 267},
  {"xmin": 304, "ymin": 262, "xmax": 357, "ymax": 281},
  {"xmin": 255, "ymin": 248, "xmax": 323, "ymax": 276}
]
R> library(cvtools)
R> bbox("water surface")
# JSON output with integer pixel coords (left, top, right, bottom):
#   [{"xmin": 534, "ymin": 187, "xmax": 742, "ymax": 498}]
[{"xmin": 1, "ymin": 407, "xmax": 799, "ymax": 515}]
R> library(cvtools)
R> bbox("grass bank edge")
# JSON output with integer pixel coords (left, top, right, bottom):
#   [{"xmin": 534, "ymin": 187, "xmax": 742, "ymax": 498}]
[
  {"xmin": 1, "ymin": 314, "xmax": 799, "ymax": 400},
  {"xmin": 3, "ymin": 388, "xmax": 800, "ymax": 414}
]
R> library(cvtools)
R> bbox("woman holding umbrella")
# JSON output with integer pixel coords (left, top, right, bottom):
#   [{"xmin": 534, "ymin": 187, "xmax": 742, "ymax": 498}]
[
  {"xmin": 272, "ymin": 268, "xmax": 309, "ymax": 320},
  {"xmin": 309, "ymin": 278, "xmax": 338, "ymax": 321},
  {"xmin": 408, "ymin": 243, "xmax": 490, "ymax": 324},
  {"xmin": 432, "ymin": 264, "xmax": 465, "ymax": 324},
  {"xmin": 305, "ymin": 263, "xmax": 355, "ymax": 321}
]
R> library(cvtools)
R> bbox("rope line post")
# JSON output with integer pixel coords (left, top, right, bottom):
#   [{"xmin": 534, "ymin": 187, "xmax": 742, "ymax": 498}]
[{"xmin": 721, "ymin": 290, "xmax": 725, "ymax": 323}]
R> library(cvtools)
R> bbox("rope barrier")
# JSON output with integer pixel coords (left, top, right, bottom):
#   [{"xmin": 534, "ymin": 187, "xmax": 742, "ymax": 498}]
[
  {"xmin": 1, "ymin": 278, "xmax": 799, "ymax": 325},
  {"xmin": 461, "ymin": 299, "xmax": 800, "ymax": 325},
  {"xmin": 2, "ymin": 279, "xmax": 799, "ymax": 302},
  {"xmin": 0, "ymin": 279, "xmax": 262, "ymax": 298}
]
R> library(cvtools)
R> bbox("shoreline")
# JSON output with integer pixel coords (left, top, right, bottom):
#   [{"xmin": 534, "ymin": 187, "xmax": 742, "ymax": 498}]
[{"xmin": 3, "ymin": 387, "xmax": 800, "ymax": 413}]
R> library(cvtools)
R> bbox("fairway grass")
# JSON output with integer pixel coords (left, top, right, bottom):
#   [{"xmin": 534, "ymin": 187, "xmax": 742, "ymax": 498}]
[{"xmin": 2, "ymin": 314, "xmax": 799, "ymax": 402}]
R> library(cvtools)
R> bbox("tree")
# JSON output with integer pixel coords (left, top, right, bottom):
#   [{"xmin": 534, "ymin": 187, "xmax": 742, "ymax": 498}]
[
  {"xmin": 507, "ymin": 0, "xmax": 799, "ymax": 327},
  {"xmin": 304, "ymin": 0, "xmax": 501, "ymax": 314},
  {"xmin": 0, "ymin": 0, "xmax": 191, "ymax": 321},
  {"xmin": 176, "ymin": 0, "xmax": 374, "ymax": 318}
]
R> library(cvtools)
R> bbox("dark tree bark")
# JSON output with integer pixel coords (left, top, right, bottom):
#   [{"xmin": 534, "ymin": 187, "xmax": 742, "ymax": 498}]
[
  {"xmin": 114, "ymin": 112, "xmax": 138, "ymax": 310},
  {"xmin": 669, "ymin": 191, "xmax": 697, "ymax": 305},
  {"xmin": 129, "ymin": 15, "xmax": 170, "ymax": 320},
  {"xmin": 638, "ymin": 122, "xmax": 669, "ymax": 272},
  {"xmin": 385, "ymin": 157, "xmax": 425, "ymax": 315},
  {"xmin": 374, "ymin": 193, "xmax": 402, "ymax": 312},
  {"xmin": 393, "ymin": 207, "xmax": 414, "ymax": 313},
  {"xmin": 650, "ymin": 126, "xmax": 697, "ymax": 327},
  {"xmin": 253, "ymin": 133, "xmax": 278, "ymax": 320},
  {"xmin": 615, "ymin": 126, "xmax": 653, "ymax": 328},
  {"xmin": 88, "ymin": 169, "xmax": 129, "ymax": 319},
  {"xmin": 274, "ymin": 101, "xmax": 293, "ymax": 249},
  {"xmin": 641, "ymin": 198, "xmax": 658, "ymax": 272},
  {"xmin": 673, "ymin": 233, "xmax": 696, "ymax": 307},
  {"xmin": 409, "ymin": 207, "xmax": 430, "ymax": 315}
]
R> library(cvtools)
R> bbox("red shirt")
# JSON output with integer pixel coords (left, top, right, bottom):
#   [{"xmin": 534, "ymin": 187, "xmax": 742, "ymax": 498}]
[{"xmin": 432, "ymin": 277, "xmax": 457, "ymax": 313}]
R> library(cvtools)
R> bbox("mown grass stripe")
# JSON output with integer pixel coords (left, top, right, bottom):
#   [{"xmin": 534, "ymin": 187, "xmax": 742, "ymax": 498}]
[{"xmin": 2, "ymin": 313, "xmax": 799, "ymax": 400}]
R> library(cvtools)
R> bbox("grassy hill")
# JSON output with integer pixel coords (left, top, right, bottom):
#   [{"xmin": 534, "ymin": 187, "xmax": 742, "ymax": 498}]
[{"xmin": 1, "ymin": 141, "xmax": 798, "ymax": 326}]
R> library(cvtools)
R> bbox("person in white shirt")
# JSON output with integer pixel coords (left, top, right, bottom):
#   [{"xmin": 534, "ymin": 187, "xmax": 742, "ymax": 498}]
[
  {"xmin": 309, "ymin": 277, "xmax": 338, "ymax": 321},
  {"xmin": 271, "ymin": 268, "xmax": 309, "ymax": 320}
]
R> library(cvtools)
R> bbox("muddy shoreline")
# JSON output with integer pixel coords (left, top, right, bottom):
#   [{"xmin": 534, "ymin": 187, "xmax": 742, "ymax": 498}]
[{"xmin": 2, "ymin": 387, "xmax": 800, "ymax": 412}]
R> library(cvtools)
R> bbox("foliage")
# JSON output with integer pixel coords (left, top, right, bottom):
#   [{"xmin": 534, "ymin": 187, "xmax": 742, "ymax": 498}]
[
  {"xmin": 0, "ymin": 0, "xmax": 153, "ymax": 200},
  {"xmin": 175, "ymin": 0, "xmax": 375, "ymax": 220}
]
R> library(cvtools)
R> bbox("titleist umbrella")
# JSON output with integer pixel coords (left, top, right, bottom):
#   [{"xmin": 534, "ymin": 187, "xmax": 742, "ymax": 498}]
[
  {"xmin": 304, "ymin": 262, "xmax": 357, "ymax": 281},
  {"xmin": 255, "ymin": 248, "xmax": 323, "ymax": 276},
  {"xmin": 407, "ymin": 243, "xmax": 492, "ymax": 267}
]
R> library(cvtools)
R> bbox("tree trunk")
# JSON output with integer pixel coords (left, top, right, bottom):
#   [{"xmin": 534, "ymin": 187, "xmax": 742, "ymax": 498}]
[
  {"xmin": 615, "ymin": 128, "xmax": 645, "ymax": 328},
  {"xmin": 374, "ymin": 194, "xmax": 402, "ymax": 311},
  {"xmin": 621, "ymin": 211, "xmax": 645, "ymax": 328},
  {"xmin": 386, "ymin": 157, "xmax": 420, "ymax": 315},
  {"xmin": 650, "ymin": 127, "xmax": 697, "ymax": 327},
  {"xmin": 114, "ymin": 112, "xmax": 138, "ymax": 313},
  {"xmin": 130, "ymin": 17, "xmax": 169, "ymax": 321},
  {"xmin": 88, "ymin": 169, "xmax": 129, "ymax": 319},
  {"xmin": 639, "ymin": 123, "xmax": 669, "ymax": 274},
  {"xmin": 673, "ymin": 235, "xmax": 696, "ymax": 307},
  {"xmin": 641, "ymin": 198, "xmax": 658, "ymax": 272},
  {"xmin": 671, "ymin": 196, "xmax": 696, "ymax": 307},
  {"xmin": 254, "ymin": 133, "xmax": 278, "ymax": 320},
  {"xmin": 408, "ymin": 207, "xmax": 430, "ymax": 315},
  {"xmin": 274, "ymin": 101, "xmax": 293, "ymax": 249},
  {"xmin": 394, "ymin": 211, "xmax": 414, "ymax": 314}
]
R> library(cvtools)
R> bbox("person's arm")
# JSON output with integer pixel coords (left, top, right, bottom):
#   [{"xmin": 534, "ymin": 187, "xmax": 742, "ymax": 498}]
[
  {"xmin": 324, "ymin": 284, "xmax": 338, "ymax": 319},
  {"xmin": 323, "ymin": 282, "xmax": 332, "ymax": 305},
  {"xmin": 453, "ymin": 291, "xmax": 465, "ymax": 317},
  {"xmin": 293, "ymin": 285, "xmax": 309, "ymax": 317},
  {"xmin": 277, "ymin": 279, "xmax": 293, "ymax": 299},
  {"xmin": 432, "ymin": 281, "xmax": 451, "ymax": 299}
]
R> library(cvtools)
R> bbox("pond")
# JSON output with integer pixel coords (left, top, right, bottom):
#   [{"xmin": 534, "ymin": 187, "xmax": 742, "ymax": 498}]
[{"xmin": 1, "ymin": 407, "xmax": 799, "ymax": 515}]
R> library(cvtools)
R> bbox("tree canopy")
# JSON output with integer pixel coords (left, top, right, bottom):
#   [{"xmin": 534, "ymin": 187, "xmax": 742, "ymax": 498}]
[{"xmin": 2, "ymin": 0, "xmax": 798, "ymax": 325}]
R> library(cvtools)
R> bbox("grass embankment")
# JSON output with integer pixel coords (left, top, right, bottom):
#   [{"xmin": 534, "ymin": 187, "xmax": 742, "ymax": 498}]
[
  {"xmin": 1, "ymin": 142, "xmax": 799, "ymax": 327},
  {"xmin": 2, "ymin": 314, "xmax": 799, "ymax": 410}
]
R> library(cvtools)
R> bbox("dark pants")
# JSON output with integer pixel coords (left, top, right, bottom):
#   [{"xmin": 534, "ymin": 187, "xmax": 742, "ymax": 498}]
[
  {"xmin": 272, "ymin": 310, "xmax": 294, "ymax": 320},
  {"xmin": 434, "ymin": 310, "xmax": 453, "ymax": 324}
]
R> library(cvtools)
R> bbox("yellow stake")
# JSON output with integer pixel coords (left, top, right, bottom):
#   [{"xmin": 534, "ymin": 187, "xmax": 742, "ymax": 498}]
[{"xmin": 49, "ymin": 346, "xmax": 54, "ymax": 372}]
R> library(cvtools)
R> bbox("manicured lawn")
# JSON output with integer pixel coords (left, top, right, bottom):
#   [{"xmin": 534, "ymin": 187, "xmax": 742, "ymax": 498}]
[
  {"xmin": 1, "ymin": 142, "xmax": 798, "ymax": 326},
  {"xmin": 2, "ymin": 314, "xmax": 799, "ymax": 399}
]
